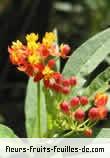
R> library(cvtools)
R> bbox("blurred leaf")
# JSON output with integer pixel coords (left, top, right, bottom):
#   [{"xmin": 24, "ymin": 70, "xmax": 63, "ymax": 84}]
[
  {"xmin": 85, "ymin": 0, "xmax": 107, "ymax": 10},
  {"xmin": 0, "ymin": 124, "xmax": 17, "ymax": 138},
  {"xmin": 25, "ymin": 78, "xmax": 47, "ymax": 138}
]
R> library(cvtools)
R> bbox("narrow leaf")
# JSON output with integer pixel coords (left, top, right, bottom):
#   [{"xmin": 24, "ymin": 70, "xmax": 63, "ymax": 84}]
[
  {"xmin": 63, "ymin": 28, "xmax": 110, "ymax": 79},
  {"xmin": 0, "ymin": 124, "xmax": 17, "ymax": 138},
  {"xmin": 93, "ymin": 128, "xmax": 110, "ymax": 138},
  {"xmin": 25, "ymin": 78, "xmax": 47, "ymax": 138}
]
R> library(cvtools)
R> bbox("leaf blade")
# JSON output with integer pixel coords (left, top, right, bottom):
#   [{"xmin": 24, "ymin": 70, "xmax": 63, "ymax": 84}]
[
  {"xmin": 0, "ymin": 124, "xmax": 17, "ymax": 138},
  {"xmin": 63, "ymin": 28, "xmax": 110, "ymax": 78},
  {"xmin": 83, "ymin": 67, "xmax": 110, "ymax": 98},
  {"xmin": 25, "ymin": 78, "xmax": 47, "ymax": 138}
]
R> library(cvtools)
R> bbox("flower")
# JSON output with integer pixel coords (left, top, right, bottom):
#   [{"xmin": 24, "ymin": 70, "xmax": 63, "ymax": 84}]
[
  {"xmin": 94, "ymin": 93, "xmax": 108, "ymax": 107},
  {"xmin": 42, "ymin": 32, "xmax": 56, "ymax": 47},
  {"xmin": 26, "ymin": 33, "xmax": 39, "ymax": 42},
  {"xmin": 8, "ymin": 32, "xmax": 71, "ymax": 84}
]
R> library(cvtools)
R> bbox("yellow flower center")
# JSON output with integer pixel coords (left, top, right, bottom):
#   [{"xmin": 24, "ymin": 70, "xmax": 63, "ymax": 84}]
[
  {"xmin": 28, "ymin": 54, "xmax": 41, "ymax": 64},
  {"xmin": 42, "ymin": 66, "xmax": 54, "ymax": 79}
]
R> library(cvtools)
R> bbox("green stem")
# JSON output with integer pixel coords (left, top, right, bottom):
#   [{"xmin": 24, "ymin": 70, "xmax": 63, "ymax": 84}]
[
  {"xmin": 89, "ymin": 120, "xmax": 99, "ymax": 128},
  {"xmin": 77, "ymin": 119, "xmax": 90, "ymax": 128},
  {"xmin": 37, "ymin": 82, "xmax": 41, "ymax": 137}
]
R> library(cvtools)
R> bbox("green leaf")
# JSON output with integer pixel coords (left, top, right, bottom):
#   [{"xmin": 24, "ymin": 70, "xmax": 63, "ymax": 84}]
[
  {"xmin": 83, "ymin": 67, "xmax": 110, "ymax": 98},
  {"xmin": 25, "ymin": 78, "xmax": 47, "ymax": 138},
  {"xmin": 63, "ymin": 28, "xmax": 110, "ymax": 82},
  {"xmin": 93, "ymin": 128, "xmax": 110, "ymax": 138},
  {"xmin": 0, "ymin": 124, "xmax": 17, "ymax": 138}
]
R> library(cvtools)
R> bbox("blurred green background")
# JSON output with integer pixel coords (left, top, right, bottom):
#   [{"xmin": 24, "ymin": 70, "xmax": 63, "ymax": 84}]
[{"xmin": 0, "ymin": 0, "xmax": 109, "ymax": 137}]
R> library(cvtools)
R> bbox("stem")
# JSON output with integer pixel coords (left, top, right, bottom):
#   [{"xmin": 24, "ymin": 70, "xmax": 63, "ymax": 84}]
[
  {"xmin": 37, "ymin": 82, "xmax": 41, "ymax": 137},
  {"xmin": 89, "ymin": 121, "xmax": 99, "ymax": 128},
  {"xmin": 77, "ymin": 119, "xmax": 90, "ymax": 128}
]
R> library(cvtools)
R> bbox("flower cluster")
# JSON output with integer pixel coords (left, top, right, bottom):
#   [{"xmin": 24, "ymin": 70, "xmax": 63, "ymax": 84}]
[
  {"xmin": 59, "ymin": 93, "xmax": 108, "ymax": 137},
  {"xmin": 8, "ymin": 32, "xmax": 70, "ymax": 83}
]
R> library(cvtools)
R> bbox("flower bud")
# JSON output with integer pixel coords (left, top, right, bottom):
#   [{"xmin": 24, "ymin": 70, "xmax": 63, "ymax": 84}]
[
  {"xmin": 69, "ymin": 76, "xmax": 77, "ymax": 86},
  {"xmin": 84, "ymin": 128, "xmax": 93, "ymax": 137},
  {"xmin": 70, "ymin": 97, "xmax": 80, "ymax": 108},
  {"xmin": 98, "ymin": 107, "xmax": 108, "ymax": 120},
  {"xmin": 52, "ymin": 83, "xmax": 62, "ymax": 92},
  {"xmin": 62, "ymin": 87, "xmax": 70, "ymax": 95},
  {"xmin": 60, "ymin": 101, "xmax": 70, "ymax": 113},
  {"xmin": 88, "ymin": 107, "xmax": 99, "ymax": 121},
  {"xmin": 80, "ymin": 96, "xmax": 88, "ymax": 106},
  {"xmin": 74, "ymin": 109, "xmax": 85, "ymax": 122},
  {"xmin": 62, "ymin": 79, "xmax": 70, "ymax": 86},
  {"xmin": 48, "ymin": 59, "xmax": 56, "ymax": 68},
  {"xmin": 60, "ymin": 44, "xmax": 70, "ymax": 58}
]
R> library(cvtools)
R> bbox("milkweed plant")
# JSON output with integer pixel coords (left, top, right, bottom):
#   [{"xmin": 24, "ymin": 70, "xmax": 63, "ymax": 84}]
[{"xmin": 0, "ymin": 28, "xmax": 110, "ymax": 138}]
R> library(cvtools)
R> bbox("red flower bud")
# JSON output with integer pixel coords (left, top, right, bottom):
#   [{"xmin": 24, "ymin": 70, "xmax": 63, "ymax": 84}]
[
  {"xmin": 69, "ymin": 76, "xmax": 77, "ymax": 86},
  {"xmin": 62, "ymin": 79, "xmax": 70, "ymax": 86},
  {"xmin": 62, "ymin": 87, "xmax": 70, "ymax": 95},
  {"xmin": 48, "ymin": 59, "xmax": 56, "ymax": 68},
  {"xmin": 61, "ymin": 44, "xmax": 71, "ymax": 58},
  {"xmin": 74, "ymin": 109, "xmax": 85, "ymax": 122},
  {"xmin": 52, "ymin": 83, "xmax": 62, "ymax": 92},
  {"xmin": 70, "ymin": 97, "xmax": 80, "ymax": 108},
  {"xmin": 60, "ymin": 101, "xmax": 70, "ymax": 113},
  {"xmin": 80, "ymin": 96, "xmax": 88, "ymax": 105},
  {"xmin": 53, "ymin": 72, "xmax": 63, "ymax": 84},
  {"xmin": 88, "ymin": 107, "xmax": 99, "ymax": 121},
  {"xmin": 84, "ymin": 128, "xmax": 93, "ymax": 137}
]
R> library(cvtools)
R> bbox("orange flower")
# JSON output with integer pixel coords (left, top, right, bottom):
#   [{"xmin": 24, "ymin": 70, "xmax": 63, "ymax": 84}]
[
  {"xmin": 98, "ymin": 107, "xmax": 108, "ymax": 120},
  {"xmin": 94, "ymin": 93, "xmax": 108, "ymax": 107}
]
